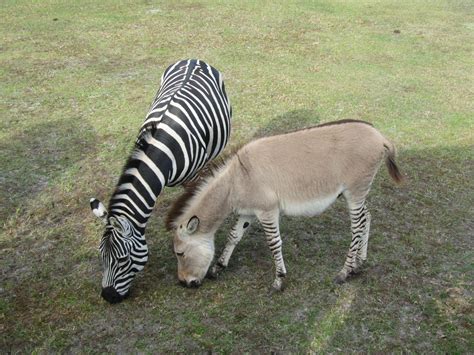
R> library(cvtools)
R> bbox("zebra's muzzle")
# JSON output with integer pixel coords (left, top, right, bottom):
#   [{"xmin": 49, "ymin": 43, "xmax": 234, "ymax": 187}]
[{"xmin": 101, "ymin": 286, "xmax": 129, "ymax": 304}]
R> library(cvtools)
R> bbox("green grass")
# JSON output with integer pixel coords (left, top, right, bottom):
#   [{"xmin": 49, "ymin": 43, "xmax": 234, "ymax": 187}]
[{"xmin": 1, "ymin": 0, "xmax": 473, "ymax": 352}]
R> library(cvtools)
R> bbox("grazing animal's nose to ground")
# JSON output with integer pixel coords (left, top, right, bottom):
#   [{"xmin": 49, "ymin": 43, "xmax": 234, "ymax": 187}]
[
  {"xmin": 189, "ymin": 280, "xmax": 201, "ymax": 288},
  {"xmin": 179, "ymin": 279, "xmax": 201, "ymax": 288},
  {"xmin": 101, "ymin": 286, "xmax": 125, "ymax": 304}
]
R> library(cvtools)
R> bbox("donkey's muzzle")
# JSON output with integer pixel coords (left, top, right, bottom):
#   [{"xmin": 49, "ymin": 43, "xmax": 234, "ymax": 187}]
[
  {"xmin": 179, "ymin": 279, "xmax": 201, "ymax": 288},
  {"xmin": 189, "ymin": 280, "xmax": 201, "ymax": 288},
  {"xmin": 101, "ymin": 286, "xmax": 128, "ymax": 304}
]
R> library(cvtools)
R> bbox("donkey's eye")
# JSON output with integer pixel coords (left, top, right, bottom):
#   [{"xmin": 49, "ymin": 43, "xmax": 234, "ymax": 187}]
[{"xmin": 176, "ymin": 252, "xmax": 184, "ymax": 257}]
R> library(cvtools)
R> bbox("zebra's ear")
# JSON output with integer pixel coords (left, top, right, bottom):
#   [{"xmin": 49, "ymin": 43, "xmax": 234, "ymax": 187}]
[
  {"xmin": 90, "ymin": 198, "xmax": 108, "ymax": 224},
  {"xmin": 186, "ymin": 216, "xmax": 200, "ymax": 234}
]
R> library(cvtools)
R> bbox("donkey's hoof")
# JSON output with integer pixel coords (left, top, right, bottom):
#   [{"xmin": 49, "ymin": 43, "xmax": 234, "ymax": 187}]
[
  {"xmin": 333, "ymin": 272, "xmax": 348, "ymax": 284},
  {"xmin": 350, "ymin": 266, "xmax": 362, "ymax": 275},
  {"xmin": 206, "ymin": 266, "xmax": 219, "ymax": 279},
  {"xmin": 270, "ymin": 278, "xmax": 285, "ymax": 293},
  {"xmin": 268, "ymin": 285, "xmax": 284, "ymax": 296},
  {"xmin": 206, "ymin": 263, "xmax": 225, "ymax": 279},
  {"xmin": 206, "ymin": 269, "xmax": 217, "ymax": 279}
]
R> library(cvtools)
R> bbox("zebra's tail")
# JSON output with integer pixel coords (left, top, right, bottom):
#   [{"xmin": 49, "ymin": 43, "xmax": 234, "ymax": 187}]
[{"xmin": 383, "ymin": 141, "xmax": 404, "ymax": 184}]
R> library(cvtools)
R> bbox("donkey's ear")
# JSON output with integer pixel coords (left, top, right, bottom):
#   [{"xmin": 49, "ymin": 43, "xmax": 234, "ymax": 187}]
[
  {"xmin": 90, "ymin": 198, "xmax": 108, "ymax": 224},
  {"xmin": 186, "ymin": 216, "xmax": 200, "ymax": 234}
]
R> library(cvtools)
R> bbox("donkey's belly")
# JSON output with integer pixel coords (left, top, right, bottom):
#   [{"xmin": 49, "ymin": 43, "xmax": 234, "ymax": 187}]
[{"xmin": 280, "ymin": 191, "xmax": 341, "ymax": 217}]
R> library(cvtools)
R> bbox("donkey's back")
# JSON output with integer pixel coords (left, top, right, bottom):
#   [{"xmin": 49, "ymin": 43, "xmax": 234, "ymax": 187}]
[{"xmin": 235, "ymin": 120, "xmax": 400, "ymax": 213}]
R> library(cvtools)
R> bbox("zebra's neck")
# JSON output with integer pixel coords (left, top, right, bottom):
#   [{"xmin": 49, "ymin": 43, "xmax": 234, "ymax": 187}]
[{"xmin": 108, "ymin": 141, "xmax": 172, "ymax": 234}]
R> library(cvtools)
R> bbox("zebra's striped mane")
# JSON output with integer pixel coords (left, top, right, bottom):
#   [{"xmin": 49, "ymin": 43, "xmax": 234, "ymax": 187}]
[
  {"xmin": 165, "ymin": 145, "xmax": 241, "ymax": 231},
  {"xmin": 106, "ymin": 128, "xmax": 156, "ymax": 212}
]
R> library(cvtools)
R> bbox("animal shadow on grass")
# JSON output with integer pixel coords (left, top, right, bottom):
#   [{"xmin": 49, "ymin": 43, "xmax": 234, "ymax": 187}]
[{"xmin": 0, "ymin": 117, "xmax": 97, "ymax": 222}]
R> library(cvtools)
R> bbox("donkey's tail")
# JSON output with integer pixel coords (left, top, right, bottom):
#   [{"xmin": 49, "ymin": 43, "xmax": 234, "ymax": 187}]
[{"xmin": 383, "ymin": 140, "xmax": 404, "ymax": 184}]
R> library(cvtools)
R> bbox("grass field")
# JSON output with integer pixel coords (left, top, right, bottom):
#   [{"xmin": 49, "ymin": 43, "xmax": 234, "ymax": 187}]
[{"xmin": 1, "ymin": 0, "xmax": 473, "ymax": 352}]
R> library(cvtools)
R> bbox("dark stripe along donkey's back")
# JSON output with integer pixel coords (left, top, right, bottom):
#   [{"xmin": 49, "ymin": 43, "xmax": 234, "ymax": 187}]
[{"xmin": 90, "ymin": 59, "xmax": 231, "ymax": 303}]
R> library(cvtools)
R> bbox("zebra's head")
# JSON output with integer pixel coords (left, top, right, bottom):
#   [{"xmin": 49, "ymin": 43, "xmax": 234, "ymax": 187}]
[{"xmin": 90, "ymin": 198, "xmax": 148, "ymax": 304}]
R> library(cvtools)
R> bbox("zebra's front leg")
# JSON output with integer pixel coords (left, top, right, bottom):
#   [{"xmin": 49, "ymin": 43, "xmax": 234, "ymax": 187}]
[
  {"xmin": 207, "ymin": 215, "xmax": 253, "ymax": 279},
  {"xmin": 256, "ymin": 210, "xmax": 287, "ymax": 291},
  {"xmin": 335, "ymin": 203, "xmax": 370, "ymax": 284}
]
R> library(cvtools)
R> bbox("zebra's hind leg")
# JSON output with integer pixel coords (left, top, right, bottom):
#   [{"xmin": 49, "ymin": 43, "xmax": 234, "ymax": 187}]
[
  {"xmin": 335, "ymin": 201, "xmax": 371, "ymax": 284},
  {"xmin": 207, "ymin": 215, "xmax": 253, "ymax": 279},
  {"xmin": 256, "ymin": 209, "xmax": 287, "ymax": 291}
]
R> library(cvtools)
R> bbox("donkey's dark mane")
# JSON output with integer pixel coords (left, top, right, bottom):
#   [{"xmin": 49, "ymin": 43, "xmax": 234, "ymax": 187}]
[
  {"xmin": 165, "ymin": 180, "xmax": 200, "ymax": 230},
  {"xmin": 283, "ymin": 118, "xmax": 373, "ymax": 136},
  {"xmin": 316, "ymin": 118, "xmax": 372, "ymax": 127},
  {"xmin": 165, "ymin": 145, "xmax": 242, "ymax": 230}
]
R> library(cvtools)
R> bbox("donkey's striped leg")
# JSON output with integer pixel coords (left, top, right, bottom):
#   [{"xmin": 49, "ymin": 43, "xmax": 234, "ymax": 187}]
[
  {"xmin": 208, "ymin": 215, "xmax": 253, "ymax": 278},
  {"xmin": 358, "ymin": 208, "xmax": 371, "ymax": 262},
  {"xmin": 256, "ymin": 210, "xmax": 287, "ymax": 291},
  {"xmin": 335, "ymin": 202, "xmax": 370, "ymax": 284}
]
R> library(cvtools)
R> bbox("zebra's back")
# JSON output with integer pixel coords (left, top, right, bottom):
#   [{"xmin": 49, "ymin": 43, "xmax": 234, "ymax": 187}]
[{"xmin": 139, "ymin": 59, "xmax": 231, "ymax": 186}]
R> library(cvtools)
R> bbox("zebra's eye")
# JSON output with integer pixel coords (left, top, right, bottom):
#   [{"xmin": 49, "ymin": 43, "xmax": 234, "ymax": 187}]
[{"xmin": 176, "ymin": 252, "xmax": 184, "ymax": 257}]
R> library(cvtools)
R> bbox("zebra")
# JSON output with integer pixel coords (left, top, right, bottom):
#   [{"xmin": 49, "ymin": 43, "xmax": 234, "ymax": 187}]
[{"xmin": 90, "ymin": 59, "xmax": 231, "ymax": 303}]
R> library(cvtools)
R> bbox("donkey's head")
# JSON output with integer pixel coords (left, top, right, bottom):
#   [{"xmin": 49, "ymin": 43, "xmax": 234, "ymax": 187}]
[
  {"xmin": 173, "ymin": 216, "xmax": 215, "ymax": 288},
  {"xmin": 90, "ymin": 198, "xmax": 148, "ymax": 303}
]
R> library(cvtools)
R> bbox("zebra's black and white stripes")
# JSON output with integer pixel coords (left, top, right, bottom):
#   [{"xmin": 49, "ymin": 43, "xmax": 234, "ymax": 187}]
[{"xmin": 91, "ymin": 59, "xmax": 232, "ymax": 303}]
